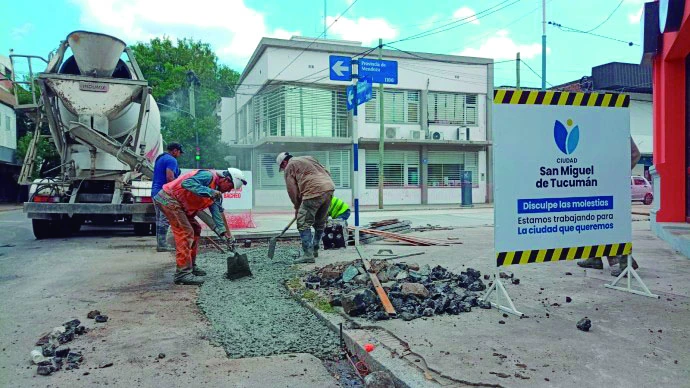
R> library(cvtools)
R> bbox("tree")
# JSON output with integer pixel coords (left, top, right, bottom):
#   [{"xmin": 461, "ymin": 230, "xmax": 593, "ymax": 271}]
[{"xmin": 130, "ymin": 38, "xmax": 240, "ymax": 169}]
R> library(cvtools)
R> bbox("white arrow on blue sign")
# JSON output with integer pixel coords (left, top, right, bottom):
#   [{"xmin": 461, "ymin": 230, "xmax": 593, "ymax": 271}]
[
  {"xmin": 329, "ymin": 55, "xmax": 352, "ymax": 81},
  {"xmin": 346, "ymin": 79, "xmax": 373, "ymax": 110}
]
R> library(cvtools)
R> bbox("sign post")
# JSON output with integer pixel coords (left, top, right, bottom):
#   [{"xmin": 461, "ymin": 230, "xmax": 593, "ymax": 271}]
[{"xmin": 485, "ymin": 89, "xmax": 657, "ymax": 316}]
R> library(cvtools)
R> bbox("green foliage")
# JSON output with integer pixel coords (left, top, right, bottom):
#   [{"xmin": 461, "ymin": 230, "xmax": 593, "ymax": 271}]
[
  {"xmin": 130, "ymin": 37, "xmax": 240, "ymax": 169},
  {"xmin": 286, "ymin": 277, "xmax": 335, "ymax": 313},
  {"xmin": 16, "ymin": 132, "xmax": 59, "ymax": 180}
]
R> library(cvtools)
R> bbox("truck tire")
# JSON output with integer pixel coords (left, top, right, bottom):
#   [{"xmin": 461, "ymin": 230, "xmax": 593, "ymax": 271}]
[
  {"xmin": 643, "ymin": 193, "xmax": 653, "ymax": 205},
  {"xmin": 69, "ymin": 216, "xmax": 83, "ymax": 233},
  {"xmin": 32, "ymin": 219, "xmax": 56, "ymax": 239},
  {"xmin": 133, "ymin": 223, "xmax": 153, "ymax": 236}
]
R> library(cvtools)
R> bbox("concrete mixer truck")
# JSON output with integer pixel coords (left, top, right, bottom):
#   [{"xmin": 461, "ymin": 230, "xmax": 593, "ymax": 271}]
[{"xmin": 14, "ymin": 31, "xmax": 170, "ymax": 239}]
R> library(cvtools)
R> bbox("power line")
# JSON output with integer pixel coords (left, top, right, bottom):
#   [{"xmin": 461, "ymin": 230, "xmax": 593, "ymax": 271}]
[
  {"xmin": 548, "ymin": 21, "xmax": 638, "ymax": 46},
  {"xmin": 270, "ymin": 0, "xmax": 360, "ymax": 82},
  {"xmin": 388, "ymin": 0, "xmax": 522, "ymax": 45},
  {"xmin": 584, "ymin": 0, "xmax": 624, "ymax": 33},
  {"xmin": 521, "ymin": 59, "xmax": 553, "ymax": 87},
  {"xmin": 384, "ymin": 44, "xmax": 515, "ymax": 65}
]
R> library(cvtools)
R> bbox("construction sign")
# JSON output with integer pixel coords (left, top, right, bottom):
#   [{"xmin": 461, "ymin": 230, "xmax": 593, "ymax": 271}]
[{"xmin": 492, "ymin": 89, "xmax": 632, "ymax": 267}]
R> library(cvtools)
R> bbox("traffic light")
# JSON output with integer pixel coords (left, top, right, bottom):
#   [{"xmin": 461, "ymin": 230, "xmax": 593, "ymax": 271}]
[{"xmin": 195, "ymin": 146, "xmax": 200, "ymax": 161}]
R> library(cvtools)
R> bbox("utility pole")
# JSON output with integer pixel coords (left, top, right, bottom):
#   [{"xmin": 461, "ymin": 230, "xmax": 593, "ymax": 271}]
[
  {"xmin": 324, "ymin": 0, "xmax": 327, "ymax": 39},
  {"xmin": 187, "ymin": 70, "xmax": 199, "ymax": 168},
  {"xmin": 541, "ymin": 0, "xmax": 547, "ymax": 90},
  {"xmin": 516, "ymin": 52, "xmax": 521, "ymax": 89},
  {"xmin": 377, "ymin": 38, "xmax": 384, "ymax": 209}
]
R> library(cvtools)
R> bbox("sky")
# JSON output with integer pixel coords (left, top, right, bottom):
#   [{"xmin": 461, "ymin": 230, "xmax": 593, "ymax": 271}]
[{"xmin": 1, "ymin": 0, "xmax": 648, "ymax": 89}]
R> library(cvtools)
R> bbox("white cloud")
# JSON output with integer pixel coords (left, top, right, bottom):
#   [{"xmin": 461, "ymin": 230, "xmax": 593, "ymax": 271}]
[
  {"xmin": 458, "ymin": 30, "xmax": 549, "ymax": 60},
  {"xmin": 11, "ymin": 23, "xmax": 34, "ymax": 41},
  {"xmin": 452, "ymin": 7, "xmax": 480, "ymax": 25},
  {"xmin": 70, "ymin": 0, "xmax": 299, "ymax": 64},
  {"xmin": 326, "ymin": 16, "xmax": 398, "ymax": 45},
  {"xmin": 628, "ymin": 6, "xmax": 643, "ymax": 24}
]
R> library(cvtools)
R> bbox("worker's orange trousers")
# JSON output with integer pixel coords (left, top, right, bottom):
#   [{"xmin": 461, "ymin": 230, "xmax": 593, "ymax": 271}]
[{"xmin": 157, "ymin": 198, "xmax": 201, "ymax": 271}]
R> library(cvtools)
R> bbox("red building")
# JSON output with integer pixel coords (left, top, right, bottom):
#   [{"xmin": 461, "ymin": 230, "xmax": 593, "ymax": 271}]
[{"xmin": 643, "ymin": 1, "xmax": 690, "ymax": 223}]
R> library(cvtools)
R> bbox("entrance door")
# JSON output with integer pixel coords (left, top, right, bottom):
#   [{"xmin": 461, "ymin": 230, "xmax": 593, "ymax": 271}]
[{"xmin": 686, "ymin": 55, "xmax": 690, "ymax": 221}]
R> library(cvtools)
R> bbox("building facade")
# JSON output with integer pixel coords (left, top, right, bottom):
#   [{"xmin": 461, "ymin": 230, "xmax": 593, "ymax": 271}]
[
  {"xmin": 0, "ymin": 55, "xmax": 19, "ymax": 202},
  {"xmin": 221, "ymin": 37, "xmax": 493, "ymax": 209}
]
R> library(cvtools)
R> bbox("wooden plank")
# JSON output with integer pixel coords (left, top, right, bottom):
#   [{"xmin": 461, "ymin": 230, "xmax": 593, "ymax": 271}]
[
  {"xmin": 352, "ymin": 227, "xmax": 441, "ymax": 246},
  {"xmin": 356, "ymin": 246, "xmax": 397, "ymax": 317}
]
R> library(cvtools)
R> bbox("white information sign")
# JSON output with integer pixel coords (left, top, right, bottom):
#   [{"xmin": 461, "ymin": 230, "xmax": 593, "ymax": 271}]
[{"xmin": 494, "ymin": 98, "xmax": 631, "ymax": 261}]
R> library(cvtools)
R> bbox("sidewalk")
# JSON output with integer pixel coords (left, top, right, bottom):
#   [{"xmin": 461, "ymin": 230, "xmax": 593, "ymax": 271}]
[
  {"xmin": 300, "ymin": 222, "xmax": 690, "ymax": 387},
  {"xmin": 0, "ymin": 203, "xmax": 22, "ymax": 212}
]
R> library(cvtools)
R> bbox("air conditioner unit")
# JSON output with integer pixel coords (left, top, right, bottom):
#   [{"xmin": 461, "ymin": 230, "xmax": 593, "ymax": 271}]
[
  {"xmin": 457, "ymin": 127, "xmax": 470, "ymax": 141},
  {"xmin": 409, "ymin": 130, "xmax": 422, "ymax": 140},
  {"xmin": 430, "ymin": 131, "xmax": 444, "ymax": 140},
  {"xmin": 385, "ymin": 127, "xmax": 398, "ymax": 139}
]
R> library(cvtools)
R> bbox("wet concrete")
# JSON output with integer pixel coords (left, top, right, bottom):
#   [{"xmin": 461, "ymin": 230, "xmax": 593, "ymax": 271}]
[{"xmin": 196, "ymin": 245, "xmax": 340, "ymax": 359}]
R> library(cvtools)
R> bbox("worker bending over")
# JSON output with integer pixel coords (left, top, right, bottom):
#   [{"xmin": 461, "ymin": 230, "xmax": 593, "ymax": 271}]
[
  {"xmin": 276, "ymin": 152, "xmax": 335, "ymax": 263},
  {"xmin": 154, "ymin": 168, "xmax": 247, "ymax": 285}
]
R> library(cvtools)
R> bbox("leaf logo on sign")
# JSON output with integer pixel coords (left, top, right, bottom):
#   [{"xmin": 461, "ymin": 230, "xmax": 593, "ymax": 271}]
[{"xmin": 554, "ymin": 119, "xmax": 579, "ymax": 155}]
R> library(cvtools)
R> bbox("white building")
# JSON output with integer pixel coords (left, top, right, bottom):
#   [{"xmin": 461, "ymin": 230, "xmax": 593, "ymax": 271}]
[
  {"xmin": 0, "ymin": 55, "xmax": 19, "ymax": 202},
  {"xmin": 222, "ymin": 37, "xmax": 493, "ymax": 208}
]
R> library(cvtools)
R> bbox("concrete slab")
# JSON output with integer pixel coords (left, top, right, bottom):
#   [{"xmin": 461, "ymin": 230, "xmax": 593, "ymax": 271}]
[{"xmin": 301, "ymin": 221, "xmax": 690, "ymax": 387}]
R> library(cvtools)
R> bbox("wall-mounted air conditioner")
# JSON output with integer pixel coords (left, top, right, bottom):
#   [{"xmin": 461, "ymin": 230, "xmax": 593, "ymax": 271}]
[
  {"xmin": 385, "ymin": 127, "xmax": 398, "ymax": 139},
  {"xmin": 409, "ymin": 130, "xmax": 422, "ymax": 140},
  {"xmin": 430, "ymin": 131, "xmax": 444, "ymax": 140}
]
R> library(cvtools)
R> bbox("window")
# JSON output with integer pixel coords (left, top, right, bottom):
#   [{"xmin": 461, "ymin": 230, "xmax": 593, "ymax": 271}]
[
  {"xmin": 4, "ymin": 114, "xmax": 9, "ymax": 131},
  {"xmin": 365, "ymin": 150, "xmax": 419, "ymax": 188},
  {"xmin": 428, "ymin": 92, "xmax": 478, "ymax": 126},
  {"xmin": 253, "ymin": 85, "xmax": 348, "ymax": 139},
  {"xmin": 365, "ymin": 90, "xmax": 420, "ymax": 124},
  {"xmin": 256, "ymin": 150, "xmax": 351, "ymax": 189},
  {"xmin": 427, "ymin": 151, "xmax": 479, "ymax": 187},
  {"xmin": 633, "ymin": 178, "xmax": 646, "ymax": 186}
]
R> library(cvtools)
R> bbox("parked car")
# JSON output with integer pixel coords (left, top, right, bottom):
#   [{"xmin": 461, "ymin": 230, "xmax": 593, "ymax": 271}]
[{"xmin": 631, "ymin": 176, "xmax": 653, "ymax": 205}]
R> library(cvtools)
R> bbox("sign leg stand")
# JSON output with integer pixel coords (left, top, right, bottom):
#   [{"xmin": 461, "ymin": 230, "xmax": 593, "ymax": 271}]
[
  {"xmin": 481, "ymin": 269, "xmax": 523, "ymax": 317},
  {"xmin": 604, "ymin": 255, "xmax": 659, "ymax": 298}
]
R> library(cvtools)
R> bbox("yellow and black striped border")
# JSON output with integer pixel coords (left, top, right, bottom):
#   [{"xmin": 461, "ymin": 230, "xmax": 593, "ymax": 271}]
[
  {"xmin": 493, "ymin": 89, "xmax": 629, "ymax": 108},
  {"xmin": 497, "ymin": 242, "xmax": 632, "ymax": 267}
]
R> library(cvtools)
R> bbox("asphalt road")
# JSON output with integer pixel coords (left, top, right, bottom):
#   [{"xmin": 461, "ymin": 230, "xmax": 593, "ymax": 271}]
[{"xmin": 0, "ymin": 210, "xmax": 338, "ymax": 387}]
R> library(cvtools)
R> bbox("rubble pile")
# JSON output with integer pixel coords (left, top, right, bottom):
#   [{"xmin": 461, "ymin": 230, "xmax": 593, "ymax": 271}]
[
  {"xmin": 304, "ymin": 260, "xmax": 491, "ymax": 321},
  {"xmin": 31, "ymin": 318, "xmax": 88, "ymax": 376}
]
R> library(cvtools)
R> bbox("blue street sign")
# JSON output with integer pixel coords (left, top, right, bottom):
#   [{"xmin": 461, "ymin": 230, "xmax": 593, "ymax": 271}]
[
  {"xmin": 329, "ymin": 55, "xmax": 352, "ymax": 81},
  {"xmin": 346, "ymin": 79, "xmax": 373, "ymax": 111},
  {"xmin": 358, "ymin": 58, "xmax": 398, "ymax": 84}
]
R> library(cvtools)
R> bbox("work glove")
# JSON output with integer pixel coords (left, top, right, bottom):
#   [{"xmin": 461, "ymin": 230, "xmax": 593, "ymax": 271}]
[{"xmin": 211, "ymin": 190, "xmax": 223, "ymax": 201}]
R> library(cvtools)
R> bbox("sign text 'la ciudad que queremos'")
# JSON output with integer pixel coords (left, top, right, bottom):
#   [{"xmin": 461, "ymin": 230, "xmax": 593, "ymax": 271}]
[{"xmin": 493, "ymin": 90, "xmax": 632, "ymax": 266}]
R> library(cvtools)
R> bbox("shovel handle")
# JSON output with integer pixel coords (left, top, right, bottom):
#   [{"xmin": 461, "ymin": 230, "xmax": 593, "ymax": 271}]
[{"xmin": 279, "ymin": 217, "xmax": 297, "ymax": 237}]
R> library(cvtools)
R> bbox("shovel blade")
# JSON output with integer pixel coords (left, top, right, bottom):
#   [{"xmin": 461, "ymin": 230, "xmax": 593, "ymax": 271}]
[
  {"xmin": 267, "ymin": 237, "xmax": 277, "ymax": 259},
  {"xmin": 226, "ymin": 251, "xmax": 252, "ymax": 280}
]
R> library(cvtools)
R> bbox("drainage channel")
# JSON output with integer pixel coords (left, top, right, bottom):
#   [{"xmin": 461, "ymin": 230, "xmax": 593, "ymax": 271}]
[{"xmin": 195, "ymin": 243, "xmax": 363, "ymax": 386}]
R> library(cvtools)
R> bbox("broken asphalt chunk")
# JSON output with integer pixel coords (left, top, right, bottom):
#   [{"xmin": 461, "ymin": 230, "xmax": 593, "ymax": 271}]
[
  {"xmin": 577, "ymin": 317, "xmax": 592, "ymax": 332},
  {"xmin": 87, "ymin": 310, "xmax": 101, "ymax": 319},
  {"xmin": 94, "ymin": 315, "xmax": 109, "ymax": 323}
]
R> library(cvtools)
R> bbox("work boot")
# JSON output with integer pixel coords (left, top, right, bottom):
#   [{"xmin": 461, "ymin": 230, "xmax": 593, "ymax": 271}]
[
  {"xmin": 192, "ymin": 265, "xmax": 207, "ymax": 276},
  {"xmin": 610, "ymin": 255, "xmax": 639, "ymax": 277},
  {"xmin": 174, "ymin": 271, "xmax": 205, "ymax": 286},
  {"xmin": 313, "ymin": 229, "xmax": 324, "ymax": 258},
  {"xmin": 294, "ymin": 250, "xmax": 316, "ymax": 264},
  {"xmin": 156, "ymin": 225, "xmax": 175, "ymax": 252},
  {"xmin": 577, "ymin": 257, "xmax": 603, "ymax": 269}
]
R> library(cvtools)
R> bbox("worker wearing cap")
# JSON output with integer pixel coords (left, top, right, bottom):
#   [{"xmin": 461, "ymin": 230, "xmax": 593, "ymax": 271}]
[
  {"xmin": 276, "ymin": 152, "xmax": 334, "ymax": 263},
  {"xmin": 328, "ymin": 196, "xmax": 350, "ymax": 222},
  {"xmin": 151, "ymin": 142, "xmax": 183, "ymax": 252},
  {"xmin": 154, "ymin": 168, "xmax": 247, "ymax": 285}
]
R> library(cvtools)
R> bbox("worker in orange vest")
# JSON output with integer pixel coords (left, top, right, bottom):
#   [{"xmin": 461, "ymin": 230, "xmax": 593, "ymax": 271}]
[{"xmin": 154, "ymin": 168, "xmax": 247, "ymax": 285}]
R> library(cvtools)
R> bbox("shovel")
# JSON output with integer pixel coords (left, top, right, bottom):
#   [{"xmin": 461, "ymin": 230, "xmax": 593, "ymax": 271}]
[
  {"xmin": 220, "ymin": 213, "xmax": 252, "ymax": 280},
  {"xmin": 267, "ymin": 217, "xmax": 296, "ymax": 259}
]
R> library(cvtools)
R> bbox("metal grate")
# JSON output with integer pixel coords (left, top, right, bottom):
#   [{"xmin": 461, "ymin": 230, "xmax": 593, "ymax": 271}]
[
  {"xmin": 365, "ymin": 150, "xmax": 419, "ymax": 188},
  {"xmin": 256, "ymin": 150, "xmax": 351, "ymax": 189},
  {"xmin": 428, "ymin": 92, "xmax": 478, "ymax": 126},
  {"xmin": 365, "ymin": 90, "xmax": 420, "ymax": 124},
  {"xmin": 251, "ymin": 85, "xmax": 349, "ymax": 139}
]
